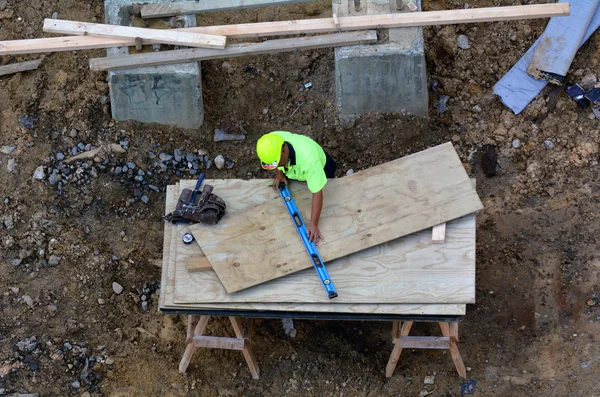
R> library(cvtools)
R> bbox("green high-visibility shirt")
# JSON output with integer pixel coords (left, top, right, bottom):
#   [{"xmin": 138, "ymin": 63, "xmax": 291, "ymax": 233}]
[{"xmin": 271, "ymin": 131, "xmax": 327, "ymax": 193}]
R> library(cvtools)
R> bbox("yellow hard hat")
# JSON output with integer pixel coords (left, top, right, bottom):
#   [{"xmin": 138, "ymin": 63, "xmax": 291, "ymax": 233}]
[{"xmin": 256, "ymin": 133, "xmax": 284, "ymax": 169}]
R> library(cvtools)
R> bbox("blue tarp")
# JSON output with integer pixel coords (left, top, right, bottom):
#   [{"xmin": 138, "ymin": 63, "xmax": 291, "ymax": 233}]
[{"xmin": 493, "ymin": 3, "xmax": 600, "ymax": 114}]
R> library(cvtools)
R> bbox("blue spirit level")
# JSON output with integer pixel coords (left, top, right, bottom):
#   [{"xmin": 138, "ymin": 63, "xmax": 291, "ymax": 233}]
[{"xmin": 277, "ymin": 185, "xmax": 338, "ymax": 299}]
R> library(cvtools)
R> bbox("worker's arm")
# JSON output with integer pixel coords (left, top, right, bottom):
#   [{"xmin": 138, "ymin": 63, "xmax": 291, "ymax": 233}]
[{"xmin": 307, "ymin": 190, "xmax": 324, "ymax": 245}]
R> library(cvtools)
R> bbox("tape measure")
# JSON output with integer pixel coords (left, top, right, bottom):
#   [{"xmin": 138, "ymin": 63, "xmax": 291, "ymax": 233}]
[{"xmin": 182, "ymin": 233, "xmax": 194, "ymax": 244}]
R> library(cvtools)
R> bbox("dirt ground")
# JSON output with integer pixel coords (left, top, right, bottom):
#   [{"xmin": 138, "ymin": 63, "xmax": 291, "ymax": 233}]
[{"xmin": 1, "ymin": 0, "xmax": 600, "ymax": 396}]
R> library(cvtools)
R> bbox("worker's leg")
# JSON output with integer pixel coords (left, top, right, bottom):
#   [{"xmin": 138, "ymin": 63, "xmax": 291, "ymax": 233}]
[{"xmin": 324, "ymin": 151, "xmax": 337, "ymax": 178}]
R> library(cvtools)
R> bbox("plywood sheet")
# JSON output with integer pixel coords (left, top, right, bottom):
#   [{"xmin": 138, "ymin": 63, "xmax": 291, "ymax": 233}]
[
  {"xmin": 190, "ymin": 142, "xmax": 483, "ymax": 293},
  {"xmin": 160, "ymin": 182, "xmax": 467, "ymax": 315}
]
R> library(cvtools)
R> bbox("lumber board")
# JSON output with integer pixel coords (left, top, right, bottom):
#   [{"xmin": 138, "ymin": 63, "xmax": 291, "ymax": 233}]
[
  {"xmin": 432, "ymin": 223, "xmax": 446, "ymax": 244},
  {"xmin": 42, "ymin": 19, "xmax": 227, "ymax": 49},
  {"xmin": 191, "ymin": 143, "xmax": 482, "ymax": 293},
  {"xmin": 192, "ymin": 335, "xmax": 245, "ymax": 350},
  {"xmin": 0, "ymin": 59, "xmax": 42, "ymax": 76},
  {"xmin": 161, "ymin": 182, "xmax": 468, "ymax": 315},
  {"xmin": 88, "ymin": 30, "xmax": 378, "ymax": 71},
  {"xmin": 142, "ymin": 0, "xmax": 319, "ymax": 18},
  {"xmin": 187, "ymin": 256, "xmax": 212, "ymax": 272},
  {"xmin": 0, "ymin": 4, "xmax": 569, "ymax": 55},
  {"xmin": 395, "ymin": 336, "xmax": 451, "ymax": 349}
]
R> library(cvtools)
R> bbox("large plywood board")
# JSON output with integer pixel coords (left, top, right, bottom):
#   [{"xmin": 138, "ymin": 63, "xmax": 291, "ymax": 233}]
[
  {"xmin": 160, "ymin": 182, "xmax": 467, "ymax": 315},
  {"xmin": 190, "ymin": 142, "xmax": 483, "ymax": 293}
]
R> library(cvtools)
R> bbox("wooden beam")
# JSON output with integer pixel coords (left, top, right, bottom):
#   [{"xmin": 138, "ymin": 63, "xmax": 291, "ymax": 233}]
[
  {"xmin": 432, "ymin": 223, "xmax": 446, "ymax": 244},
  {"xmin": 440, "ymin": 322, "xmax": 467, "ymax": 378},
  {"xmin": 395, "ymin": 336, "xmax": 451, "ymax": 349},
  {"xmin": 229, "ymin": 317, "xmax": 259, "ymax": 379},
  {"xmin": 0, "ymin": 59, "xmax": 42, "ymax": 76},
  {"xmin": 0, "ymin": 4, "xmax": 569, "ymax": 55},
  {"xmin": 42, "ymin": 19, "xmax": 227, "ymax": 49},
  {"xmin": 142, "ymin": 0, "xmax": 318, "ymax": 18},
  {"xmin": 193, "ymin": 335, "xmax": 245, "ymax": 350},
  {"xmin": 88, "ymin": 30, "xmax": 378, "ymax": 71},
  {"xmin": 179, "ymin": 315, "xmax": 210, "ymax": 373},
  {"xmin": 386, "ymin": 321, "xmax": 413, "ymax": 377},
  {"xmin": 188, "ymin": 256, "xmax": 213, "ymax": 272}
]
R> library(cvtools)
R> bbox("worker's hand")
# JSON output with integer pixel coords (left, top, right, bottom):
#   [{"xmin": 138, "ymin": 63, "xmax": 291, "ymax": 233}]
[
  {"xmin": 273, "ymin": 170, "xmax": 288, "ymax": 190},
  {"xmin": 307, "ymin": 222, "xmax": 323, "ymax": 246}
]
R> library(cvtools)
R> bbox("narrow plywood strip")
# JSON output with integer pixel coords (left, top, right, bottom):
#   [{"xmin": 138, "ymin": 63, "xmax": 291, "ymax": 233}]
[
  {"xmin": 432, "ymin": 223, "xmax": 446, "ymax": 244},
  {"xmin": 88, "ymin": 30, "xmax": 378, "ymax": 71},
  {"xmin": 142, "ymin": 0, "xmax": 319, "ymax": 18},
  {"xmin": 0, "ymin": 59, "xmax": 42, "ymax": 76},
  {"xmin": 43, "ymin": 19, "xmax": 227, "ymax": 49},
  {"xmin": 0, "ymin": 4, "xmax": 569, "ymax": 55},
  {"xmin": 160, "ymin": 181, "xmax": 468, "ymax": 314},
  {"xmin": 191, "ymin": 143, "xmax": 482, "ymax": 293}
]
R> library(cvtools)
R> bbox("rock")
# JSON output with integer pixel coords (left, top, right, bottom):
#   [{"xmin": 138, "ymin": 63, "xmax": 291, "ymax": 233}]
[
  {"xmin": 7, "ymin": 158, "xmax": 15, "ymax": 173},
  {"xmin": 77, "ymin": 142, "xmax": 85, "ymax": 150},
  {"xmin": 544, "ymin": 139, "xmax": 555, "ymax": 149},
  {"xmin": 214, "ymin": 129, "xmax": 245, "ymax": 142},
  {"xmin": 226, "ymin": 158, "xmax": 235, "ymax": 169},
  {"xmin": 112, "ymin": 282, "xmax": 124, "ymax": 295},
  {"xmin": 32, "ymin": 166, "xmax": 45, "ymax": 180},
  {"xmin": 472, "ymin": 104, "xmax": 482, "ymax": 113},
  {"xmin": 48, "ymin": 255, "xmax": 61, "ymax": 267},
  {"xmin": 424, "ymin": 375, "xmax": 435, "ymax": 384},
  {"xmin": 159, "ymin": 153, "xmax": 172, "ymax": 162},
  {"xmin": 22, "ymin": 295, "xmax": 34, "ymax": 307},
  {"xmin": 148, "ymin": 185, "xmax": 159, "ymax": 192},
  {"xmin": 71, "ymin": 380, "xmax": 81, "ymax": 389},
  {"xmin": 581, "ymin": 73, "xmax": 597, "ymax": 91},
  {"xmin": 71, "ymin": 146, "xmax": 78, "ymax": 156},
  {"xmin": 19, "ymin": 116, "xmax": 34, "ymax": 129},
  {"xmin": 12, "ymin": 259, "xmax": 22, "ymax": 267},
  {"xmin": 137, "ymin": 169, "xmax": 145, "ymax": 176},
  {"xmin": 346, "ymin": 169, "xmax": 354, "ymax": 176},
  {"xmin": 186, "ymin": 153, "xmax": 196, "ymax": 162},
  {"xmin": 127, "ymin": 162, "xmax": 136, "ymax": 170},
  {"xmin": 512, "ymin": 139, "xmax": 521, "ymax": 148},
  {"xmin": 205, "ymin": 159, "xmax": 212, "ymax": 169},
  {"xmin": 141, "ymin": 301, "xmax": 148, "ymax": 312},
  {"xmin": 0, "ymin": 145, "xmax": 15, "ymax": 155},
  {"xmin": 198, "ymin": 148, "xmax": 209, "ymax": 156},
  {"xmin": 174, "ymin": 149, "xmax": 183, "ymax": 162},
  {"xmin": 105, "ymin": 357, "xmax": 115, "ymax": 365},
  {"xmin": 69, "ymin": 129, "xmax": 78, "ymax": 138},
  {"xmin": 141, "ymin": 195, "xmax": 150, "ymax": 204},
  {"xmin": 64, "ymin": 342, "xmax": 72, "ymax": 350},
  {"xmin": 4, "ymin": 215, "xmax": 13, "ymax": 229},
  {"xmin": 47, "ymin": 303, "xmax": 57, "ymax": 312},
  {"xmin": 97, "ymin": 298, "xmax": 105, "ymax": 305},
  {"xmin": 48, "ymin": 171, "xmax": 59, "ymax": 186},
  {"xmin": 457, "ymin": 34, "xmax": 470, "ymax": 49},
  {"xmin": 51, "ymin": 11, "xmax": 58, "ymax": 19},
  {"xmin": 56, "ymin": 152, "xmax": 65, "ymax": 161},
  {"xmin": 215, "ymin": 155, "xmax": 225, "ymax": 169},
  {"xmin": 114, "ymin": 166, "xmax": 123, "ymax": 176},
  {"xmin": 134, "ymin": 175, "xmax": 144, "ymax": 182}
]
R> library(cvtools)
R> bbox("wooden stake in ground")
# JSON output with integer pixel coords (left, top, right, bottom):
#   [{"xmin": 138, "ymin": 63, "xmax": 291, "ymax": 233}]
[
  {"xmin": 42, "ymin": 19, "xmax": 227, "ymax": 49},
  {"xmin": 89, "ymin": 30, "xmax": 378, "ymax": 71},
  {"xmin": 0, "ymin": 4, "xmax": 569, "ymax": 55},
  {"xmin": 0, "ymin": 59, "xmax": 42, "ymax": 76}
]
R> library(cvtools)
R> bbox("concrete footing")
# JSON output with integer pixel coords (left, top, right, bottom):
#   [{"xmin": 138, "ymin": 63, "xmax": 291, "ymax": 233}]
[
  {"xmin": 334, "ymin": 0, "xmax": 428, "ymax": 122},
  {"xmin": 105, "ymin": 0, "xmax": 203, "ymax": 129}
]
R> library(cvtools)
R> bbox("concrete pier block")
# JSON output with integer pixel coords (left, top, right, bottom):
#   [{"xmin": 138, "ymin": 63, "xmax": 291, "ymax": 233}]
[
  {"xmin": 334, "ymin": 0, "xmax": 428, "ymax": 122},
  {"xmin": 105, "ymin": 0, "xmax": 203, "ymax": 129}
]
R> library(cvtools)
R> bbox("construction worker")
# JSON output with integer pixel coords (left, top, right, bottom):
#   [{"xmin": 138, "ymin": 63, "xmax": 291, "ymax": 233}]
[{"xmin": 256, "ymin": 131, "xmax": 336, "ymax": 245}]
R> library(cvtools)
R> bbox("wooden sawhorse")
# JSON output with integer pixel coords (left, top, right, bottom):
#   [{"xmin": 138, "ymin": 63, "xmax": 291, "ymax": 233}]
[
  {"xmin": 386, "ymin": 320, "xmax": 467, "ymax": 378},
  {"xmin": 178, "ymin": 315, "xmax": 259, "ymax": 379}
]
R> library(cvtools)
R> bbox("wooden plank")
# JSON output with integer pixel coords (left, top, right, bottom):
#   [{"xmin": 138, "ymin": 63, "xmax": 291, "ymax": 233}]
[
  {"xmin": 0, "ymin": 59, "xmax": 42, "ymax": 76},
  {"xmin": 0, "ymin": 4, "xmax": 569, "ymax": 55},
  {"xmin": 395, "ymin": 336, "xmax": 451, "ymax": 349},
  {"xmin": 142, "ymin": 0, "xmax": 318, "ymax": 18},
  {"xmin": 161, "ymin": 182, "xmax": 468, "ymax": 314},
  {"xmin": 88, "ymin": 30, "xmax": 378, "ymax": 71},
  {"xmin": 174, "ymin": 178, "xmax": 477, "ymax": 304},
  {"xmin": 188, "ymin": 256, "xmax": 213, "ymax": 272},
  {"xmin": 191, "ymin": 143, "xmax": 482, "ymax": 294},
  {"xmin": 230, "ymin": 317, "xmax": 260, "ymax": 379},
  {"xmin": 192, "ymin": 335, "xmax": 245, "ymax": 350},
  {"xmin": 440, "ymin": 322, "xmax": 467, "ymax": 378},
  {"xmin": 42, "ymin": 19, "xmax": 227, "ymax": 49},
  {"xmin": 158, "ymin": 185, "xmax": 177, "ymax": 309},
  {"xmin": 432, "ymin": 223, "xmax": 446, "ymax": 244},
  {"xmin": 386, "ymin": 321, "xmax": 413, "ymax": 377}
]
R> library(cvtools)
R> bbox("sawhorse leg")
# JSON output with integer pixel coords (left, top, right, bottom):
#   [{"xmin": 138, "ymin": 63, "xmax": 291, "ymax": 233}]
[
  {"xmin": 178, "ymin": 315, "xmax": 259, "ymax": 379},
  {"xmin": 385, "ymin": 320, "xmax": 467, "ymax": 378}
]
